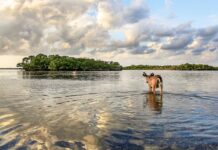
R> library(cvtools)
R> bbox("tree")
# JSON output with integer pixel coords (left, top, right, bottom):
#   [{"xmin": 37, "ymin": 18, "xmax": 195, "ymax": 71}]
[{"xmin": 18, "ymin": 54, "xmax": 122, "ymax": 71}]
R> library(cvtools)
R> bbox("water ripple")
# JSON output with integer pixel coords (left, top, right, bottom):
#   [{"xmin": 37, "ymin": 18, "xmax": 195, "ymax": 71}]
[{"xmin": 0, "ymin": 70, "xmax": 218, "ymax": 149}]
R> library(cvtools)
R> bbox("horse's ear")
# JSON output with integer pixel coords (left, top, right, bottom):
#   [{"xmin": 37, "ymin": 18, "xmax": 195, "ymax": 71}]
[
  {"xmin": 150, "ymin": 73, "xmax": 154, "ymax": 76},
  {"xmin": 143, "ymin": 72, "xmax": 147, "ymax": 77}
]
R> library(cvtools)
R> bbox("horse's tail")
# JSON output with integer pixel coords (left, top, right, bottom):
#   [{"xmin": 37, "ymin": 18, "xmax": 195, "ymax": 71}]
[{"xmin": 156, "ymin": 75, "xmax": 163, "ymax": 94}]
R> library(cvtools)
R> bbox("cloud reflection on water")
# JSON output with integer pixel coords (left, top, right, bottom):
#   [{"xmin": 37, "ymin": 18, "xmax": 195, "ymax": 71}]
[{"xmin": 1, "ymin": 70, "xmax": 218, "ymax": 149}]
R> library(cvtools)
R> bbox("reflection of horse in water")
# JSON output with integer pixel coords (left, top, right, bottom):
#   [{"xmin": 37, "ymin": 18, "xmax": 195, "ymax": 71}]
[{"xmin": 144, "ymin": 93, "xmax": 163, "ymax": 113}]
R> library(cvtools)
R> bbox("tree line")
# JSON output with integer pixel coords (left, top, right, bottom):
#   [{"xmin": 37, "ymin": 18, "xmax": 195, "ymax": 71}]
[
  {"xmin": 17, "ymin": 54, "xmax": 218, "ymax": 71},
  {"xmin": 17, "ymin": 54, "xmax": 122, "ymax": 71},
  {"xmin": 124, "ymin": 63, "xmax": 218, "ymax": 70}
]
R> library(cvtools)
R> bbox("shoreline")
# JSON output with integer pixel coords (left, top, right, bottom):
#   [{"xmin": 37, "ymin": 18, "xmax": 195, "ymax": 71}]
[
  {"xmin": 123, "ymin": 69, "xmax": 218, "ymax": 71},
  {"xmin": 1, "ymin": 69, "xmax": 218, "ymax": 71}
]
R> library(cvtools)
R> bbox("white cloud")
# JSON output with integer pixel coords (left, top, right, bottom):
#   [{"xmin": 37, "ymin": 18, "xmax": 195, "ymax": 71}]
[
  {"xmin": 97, "ymin": 0, "xmax": 148, "ymax": 28},
  {"xmin": 0, "ymin": 0, "xmax": 218, "ymax": 67}
]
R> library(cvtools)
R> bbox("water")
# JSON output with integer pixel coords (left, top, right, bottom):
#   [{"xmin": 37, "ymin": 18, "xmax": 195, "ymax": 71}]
[{"xmin": 0, "ymin": 70, "xmax": 218, "ymax": 150}]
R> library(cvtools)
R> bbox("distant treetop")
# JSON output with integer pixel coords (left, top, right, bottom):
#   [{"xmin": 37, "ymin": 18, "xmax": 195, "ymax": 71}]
[
  {"xmin": 124, "ymin": 63, "xmax": 218, "ymax": 70},
  {"xmin": 17, "ymin": 54, "xmax": 218, "ymax": 71},
  {"xmin": 17, "ymin": 54, "xmax": 122, "ymax": 71}
]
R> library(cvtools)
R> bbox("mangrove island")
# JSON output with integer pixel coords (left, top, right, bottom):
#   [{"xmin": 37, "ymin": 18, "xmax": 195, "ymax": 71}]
[{"xmin": 17, "ymin": 54, "xmax": 122, "ymax": 71}]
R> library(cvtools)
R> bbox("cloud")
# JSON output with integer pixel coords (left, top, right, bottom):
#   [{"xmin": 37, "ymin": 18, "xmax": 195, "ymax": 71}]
[
  {"xmin": 0, "ymin": 0, "xmax": 218, "ymax": 65},
  {"xmin": 130, "ymin": 46, "xmax": 155, "ymax": 55},
  {"xmin": 97, "ymin": 0, "xmax": 148, "ymax": 28},
  {"xmin": 197, "ymin": 25, "xmax": 218, "ymax": 38},
  {"xmin": 0, "ymin": 0, "xmax": 97, "ymax": 54},
  {"xmin": 97, "ymin": 0, "xmax": 122, "ymax": 29},
  {"xmin": 123, "ymin": 0, "xmax": 149, "ymax": 24},
  {"xmin": 161, "ymin": 35, "xmax": 193, "ymax": 50}
]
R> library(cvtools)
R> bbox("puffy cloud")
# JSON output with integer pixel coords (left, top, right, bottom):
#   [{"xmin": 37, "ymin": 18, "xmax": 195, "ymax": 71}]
[
  {"xmin": 0, "ymin": 0, "xmax": 218, "ymax": 65},
  {"xmin": 0, "ymin": 0, "xmax": 97, "ymax": 55},
  {"xmin": 130, "ymin": 46, "xmax": 155, "ymax": 55},
  {"xmin": 161, "ymin": 35, "xmax": 193, "ymax": 50},
  {"xmin": 123, "ymin": 0, "xmax": 149, "ymax": 24},
  {"xmin": 197, "ymin": 25, "xmax": 218, "ymax": 38},
  {"xmin": 187, "ymin": 25, "xmax": 218, "ymax": 55},
  {"xmin": 97, "ymin": 0, "xmax": 148, "ymax": 28},
  {"xmin": 97, "ymin": 0, "xmax": 122, "ymax": 28}
]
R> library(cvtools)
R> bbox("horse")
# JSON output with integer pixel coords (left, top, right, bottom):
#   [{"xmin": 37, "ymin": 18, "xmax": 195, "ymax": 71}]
[{"xmin": 143, "ymin": 72, "xmax": 163, "ymax": 95}]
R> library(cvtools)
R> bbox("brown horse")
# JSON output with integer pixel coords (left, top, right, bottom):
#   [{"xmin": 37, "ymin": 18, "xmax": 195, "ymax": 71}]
[{"xmin": 143, "ymin": 72, "xmax": 163, "ymax": 94}]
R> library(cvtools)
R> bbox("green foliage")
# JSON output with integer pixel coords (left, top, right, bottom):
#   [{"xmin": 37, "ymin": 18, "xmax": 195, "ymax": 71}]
[
  {"xmin": 18, "ymin": 54, "xmax": 122, "ymax": 71},
  {"xmin": 124, "ymin": 63, "xmax": 218, "ymax": 70}
]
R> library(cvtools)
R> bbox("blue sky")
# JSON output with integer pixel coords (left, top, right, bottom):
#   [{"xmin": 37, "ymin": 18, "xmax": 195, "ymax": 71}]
[
  {"xmin": 110, "ymin": 0, "xmax": 218, "ymax": 41},
  {"xmin": 147, "ymin": 0, "xmax": 218, "ymax": 27},
  {"xmin": 108, "ymin": 0, "xmax": 218, "ymax": 65},
  {"xmin": 0, "ymin": 0, "xmax": 218, "ymax": 67},
  {"xmin": 124, "ymin": 0, "xmax": 218, "ymax": 28}
]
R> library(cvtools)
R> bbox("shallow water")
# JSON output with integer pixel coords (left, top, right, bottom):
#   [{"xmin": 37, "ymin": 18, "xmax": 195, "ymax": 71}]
[{"xmin": 0, "ymin": 70, "xmax": 218, "ymax": 150}]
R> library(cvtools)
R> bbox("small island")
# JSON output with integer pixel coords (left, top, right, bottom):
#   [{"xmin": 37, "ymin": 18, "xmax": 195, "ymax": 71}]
[
  {"xmin": 17, "ymin": 54, "xmax": 122, "ymax": 71},
  {"xmin": 17, "ymin": 54, "xmax": 218, "ymax": 71},
  {"xmin": 124, "ymin": 64, "xmax": 218, "ymax": 70}
]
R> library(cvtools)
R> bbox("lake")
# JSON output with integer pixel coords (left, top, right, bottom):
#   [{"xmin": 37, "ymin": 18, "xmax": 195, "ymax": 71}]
[{"xmin": 0, "ymin": 70, "xmax": 218, "ymax": 150}]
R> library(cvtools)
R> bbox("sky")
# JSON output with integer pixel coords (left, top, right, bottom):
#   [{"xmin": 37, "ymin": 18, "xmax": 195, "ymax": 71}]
[{"xmin": 0, "ymin": 0, "xmax": 218, "ymax": 67}]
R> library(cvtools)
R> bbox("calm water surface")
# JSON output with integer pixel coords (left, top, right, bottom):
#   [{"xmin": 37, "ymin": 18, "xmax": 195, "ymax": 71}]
[{"xmin": 0, "ymin": 70, "xmax": 218, "ymax": 150}]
